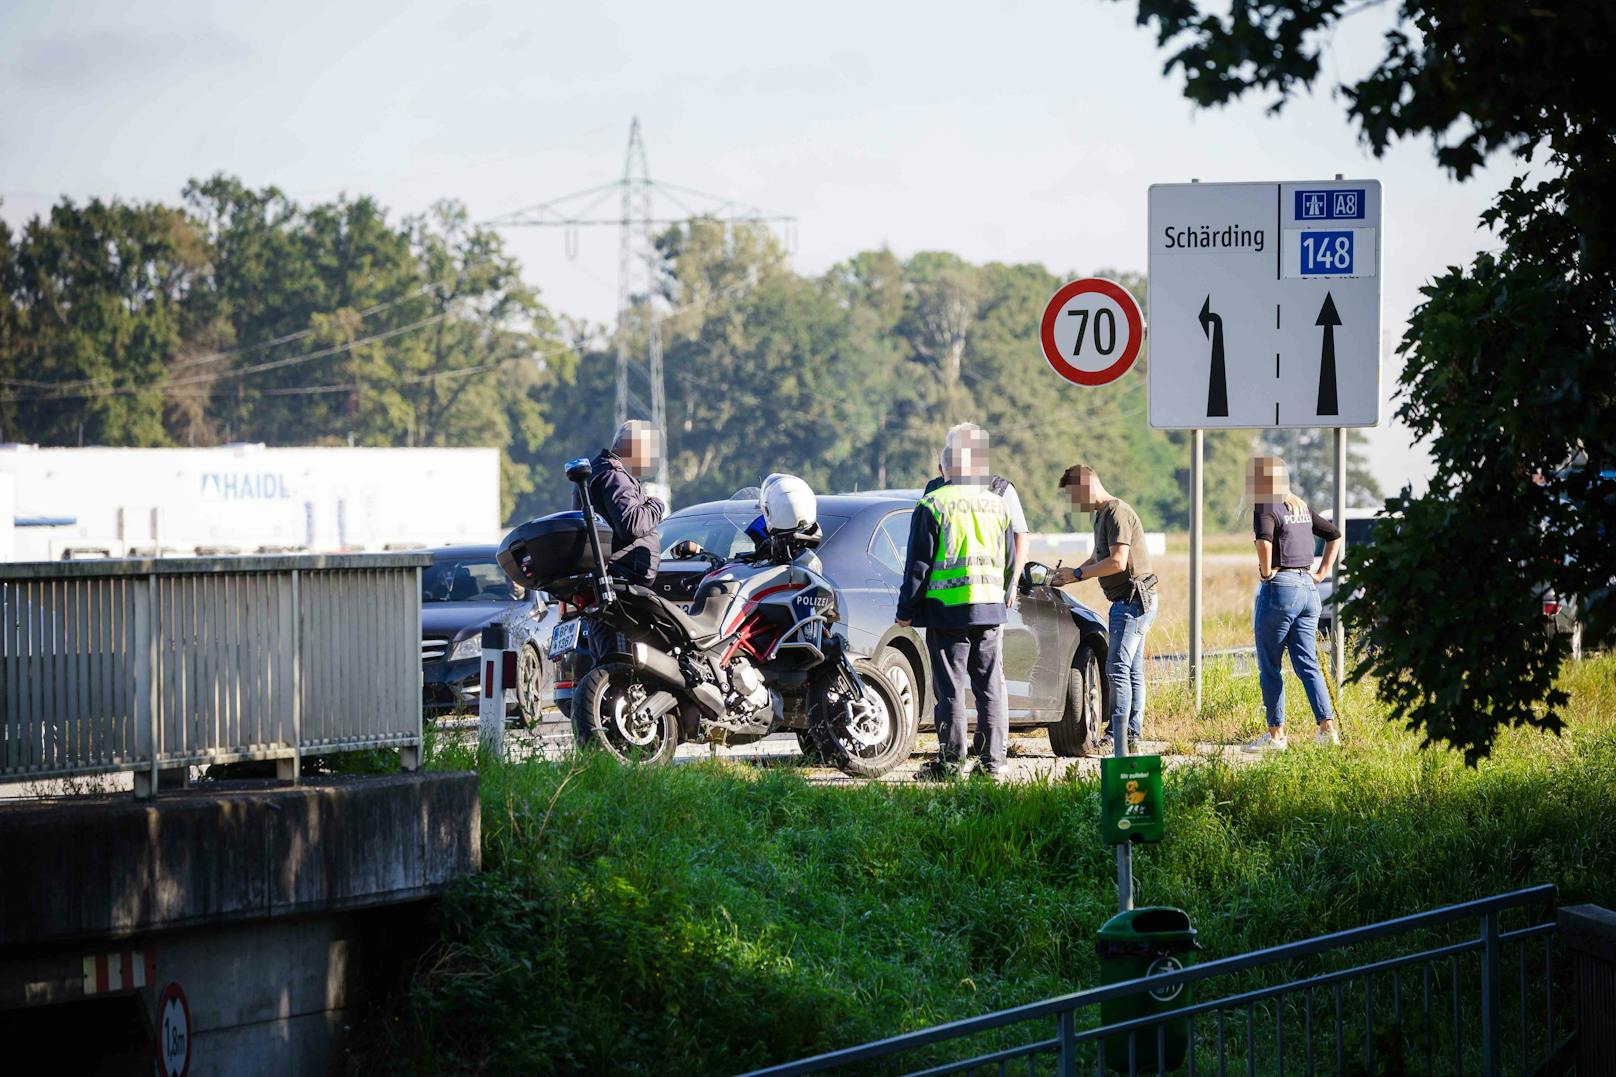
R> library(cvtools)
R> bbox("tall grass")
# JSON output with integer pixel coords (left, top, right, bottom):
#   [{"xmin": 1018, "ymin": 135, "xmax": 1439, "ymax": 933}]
[{"xmin": 359, "ymin": 656, "xmax": 1616, "ymax": 1075}]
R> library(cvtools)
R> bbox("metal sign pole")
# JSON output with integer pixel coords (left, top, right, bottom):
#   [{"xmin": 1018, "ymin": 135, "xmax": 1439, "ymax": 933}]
[
  {"xmin": 1115, "ymin": 731, "xmax": 1133, "ymax": 911},
  {"xmin": 1190, "ymin": 429, "xmax": 1204, "ymax": 713},
  {"xmin": 1332, "ymin": 427, "xmax": 1347, "ymax": 700}
]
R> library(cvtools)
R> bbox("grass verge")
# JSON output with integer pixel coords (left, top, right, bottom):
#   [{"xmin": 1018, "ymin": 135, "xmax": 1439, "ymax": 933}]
[{"xmin": 356, "ymin": 656, "xmax": 1616, "ymax": 1075}]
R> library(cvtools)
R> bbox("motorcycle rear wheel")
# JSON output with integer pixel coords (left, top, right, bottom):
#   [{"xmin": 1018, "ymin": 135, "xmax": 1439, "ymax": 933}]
[
  {"xmin": 573, "ymin": 662, "xmax": 679, "ymax": 766},
  {"xmin": 807, "ymin": 659, "xmax": 913, "ymax": 779}
]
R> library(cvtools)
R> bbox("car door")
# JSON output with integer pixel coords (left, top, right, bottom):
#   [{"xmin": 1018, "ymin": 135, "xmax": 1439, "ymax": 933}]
[
  {"xmin": 1015, "ymin": 580, "xmax": 1078, "ymax": 721},
  {"xmin": 860, "ymin": 509, "xmax": 910, "ymax": 656}
]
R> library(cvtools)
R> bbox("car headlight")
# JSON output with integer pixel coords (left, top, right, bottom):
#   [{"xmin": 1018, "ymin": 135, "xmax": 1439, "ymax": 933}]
[{"xmin": 448, "ymin": 635, "xmax": 482, "ymax": 662}]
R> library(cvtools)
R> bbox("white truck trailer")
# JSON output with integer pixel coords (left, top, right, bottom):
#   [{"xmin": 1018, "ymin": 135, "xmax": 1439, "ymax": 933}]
[{"xmin": 0, "ymin": 444, "xmax": 501, "ymax": 562}]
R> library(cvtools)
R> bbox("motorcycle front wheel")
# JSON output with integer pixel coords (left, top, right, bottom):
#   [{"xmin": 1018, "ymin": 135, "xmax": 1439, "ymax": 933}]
[
  {"xmin": 573, "ymin": 662, "xmax": 680, "ymax": 766},
  {"xmin": 807, "ymin": 658, "xmax": 914, "ymax": 779}
]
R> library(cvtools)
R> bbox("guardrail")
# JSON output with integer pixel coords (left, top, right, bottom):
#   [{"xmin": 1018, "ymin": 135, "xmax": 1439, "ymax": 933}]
[
  {"xmin": 745, "ymin": 885, "xmax": 1567, "ymax": 1077},
  {"xmin": 1, "ymin": 553, "xmax": 428, "ymax": 797}
]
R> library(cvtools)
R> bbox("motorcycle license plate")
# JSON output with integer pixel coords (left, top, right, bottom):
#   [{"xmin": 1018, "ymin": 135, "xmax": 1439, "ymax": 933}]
[{"xmin": 549, "ymin": 620, "xmax": 580, "ymax": 656}]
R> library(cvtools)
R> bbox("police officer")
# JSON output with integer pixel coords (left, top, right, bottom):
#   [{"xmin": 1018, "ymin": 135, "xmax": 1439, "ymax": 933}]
[
  {"xmin": 573, "ymin": 419, "xmax": 666, "ymax": 588},
  {"xmin": 897, "ymin": 423, "xmax": 1014, "ymax": 781}
]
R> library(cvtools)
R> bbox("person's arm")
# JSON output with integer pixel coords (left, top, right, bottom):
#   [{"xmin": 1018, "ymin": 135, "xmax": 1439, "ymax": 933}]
[
  {"xmin": 1056, "ymin": 509, "xmax": 1129, "ymax": 584},
  {"xmin": 1255, "ymin": 539, "xmax": 1276, "ymax": 579},
  {"xmin": 1311, "ymin": 512, "xmax": 1344, "ymax": 583},
  {"xmin": 601, "ymin": 471, "xmax": 665, "ymax": 540},
  {"xmin": 1253, "ymin": 506, "xmax": 1278, "ymax": 580},
  {"xmin": 895, "ymin": 504, "xmax": 937, "ymax": 626},
  {"xmin": 1001, "ymin": 484, "xmax": 1029, "ymax": 606}
]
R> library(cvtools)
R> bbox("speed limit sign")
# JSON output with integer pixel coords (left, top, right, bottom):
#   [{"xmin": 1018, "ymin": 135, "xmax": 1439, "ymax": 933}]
[
  {"xmin": 155, "ymin": 982, "xmax": 192, "ymax": 1077},
  {"xmin": 1038, "ymin": 277, "xmax": 1145, "ymax": 387}
]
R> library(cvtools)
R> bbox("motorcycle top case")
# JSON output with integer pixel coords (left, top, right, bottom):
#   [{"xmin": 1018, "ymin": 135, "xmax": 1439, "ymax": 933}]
[{"xmin": 497, "ymin": 511, "xmax": 616, "ymax": 590}]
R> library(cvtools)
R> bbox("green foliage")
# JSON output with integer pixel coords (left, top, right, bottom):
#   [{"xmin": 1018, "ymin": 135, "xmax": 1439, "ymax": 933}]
[
  {"xmin": 1123, "ymin": 0, "xmax": 1616, "ymax": 759},
  {"xmin": 1, "ymin": 177, "xmax": 574, "ymax": 521},
  {"xmin": 363, "ymin": 658, "xmax": 1616, "ymax": 1074}
]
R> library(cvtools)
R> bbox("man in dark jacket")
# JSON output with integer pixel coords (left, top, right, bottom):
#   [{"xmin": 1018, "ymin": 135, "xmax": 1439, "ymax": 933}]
[
  {"xmin": 897, "ymin": 423, "xmax": 1014, "ymax": 781},
  {"xmin": 574, "ymin": 420, "xmax": 666, "ymax": 588}
]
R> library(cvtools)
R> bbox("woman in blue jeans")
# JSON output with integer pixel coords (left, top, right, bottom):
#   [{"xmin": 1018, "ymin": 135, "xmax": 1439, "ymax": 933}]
[{"xmin": 1244, "ymin": 456, "xmax": 1343, "ymax": 752}]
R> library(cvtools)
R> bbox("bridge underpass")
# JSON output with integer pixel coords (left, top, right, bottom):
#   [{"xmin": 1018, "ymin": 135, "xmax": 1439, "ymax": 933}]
[{"xmin": 0, "ymin": 555, "xmax": 479, "ymax": 1075}]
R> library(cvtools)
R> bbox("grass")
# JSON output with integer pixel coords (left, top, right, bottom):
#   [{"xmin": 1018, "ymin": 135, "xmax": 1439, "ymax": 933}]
[{"xmin": 356, "ymin": 655, "xmax": 1616, "ymax": 1075}]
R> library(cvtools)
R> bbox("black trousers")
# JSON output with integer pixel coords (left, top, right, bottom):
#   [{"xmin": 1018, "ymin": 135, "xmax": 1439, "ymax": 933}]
[{"xmin": 926, "ymin": 625, "xmax": 1008, "ymax": 772}]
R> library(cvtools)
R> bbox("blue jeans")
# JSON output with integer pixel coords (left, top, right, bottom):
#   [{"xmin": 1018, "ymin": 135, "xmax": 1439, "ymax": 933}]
[
  {"xmin": 1254, "ymin": 571, "xmax": 1334, "ymax": 727},
  {"xmin": 1107, "ymin": 592, "xmax": 1157, "ymax": 740}
]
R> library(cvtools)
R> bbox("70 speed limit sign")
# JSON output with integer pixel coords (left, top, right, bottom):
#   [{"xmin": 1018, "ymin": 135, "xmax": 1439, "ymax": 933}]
[{"xmin": 1039, "ymin": 277, "xmax": 1145, "ymax": 387}]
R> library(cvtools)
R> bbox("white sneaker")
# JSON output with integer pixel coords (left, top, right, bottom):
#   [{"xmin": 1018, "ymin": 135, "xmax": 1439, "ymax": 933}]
[
  {"xmin": 1243, "ymin": 731, "xmax": 1288, "ymax": 753},
  {"xmin": 1315, "ymin": 725, "xmax": 1340, "ymax": 746}
]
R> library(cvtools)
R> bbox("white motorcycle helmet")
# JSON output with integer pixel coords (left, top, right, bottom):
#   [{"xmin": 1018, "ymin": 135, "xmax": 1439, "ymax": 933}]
[{"xmin": 759, "ymin": 473, "xmax": 817, "ymax": 533}]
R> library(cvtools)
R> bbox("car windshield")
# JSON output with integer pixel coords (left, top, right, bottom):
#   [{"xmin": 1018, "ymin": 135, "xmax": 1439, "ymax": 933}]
[
  {"xmin": 422, "ymin": 555, "xmax": 525, "ymax": 603},
  {"xmin": 659, "ymin": 511, "xmax": 850, "ymax": 559}
]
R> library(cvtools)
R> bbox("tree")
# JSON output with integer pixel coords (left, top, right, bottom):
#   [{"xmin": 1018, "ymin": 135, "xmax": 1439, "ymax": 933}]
[
  {"xmin": 1124, "ymin": 0, "xmax": 1616, "ymax": 760},
  {"xmin": 1256, "ymin": 427, "xmax": 1382, "ymax": 509}
]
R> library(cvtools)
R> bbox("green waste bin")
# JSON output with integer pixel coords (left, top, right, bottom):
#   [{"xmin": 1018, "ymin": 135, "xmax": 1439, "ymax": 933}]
[{"xmin": 1095, "ymin": 907, "xmax": 1199, "ymax": 1073}]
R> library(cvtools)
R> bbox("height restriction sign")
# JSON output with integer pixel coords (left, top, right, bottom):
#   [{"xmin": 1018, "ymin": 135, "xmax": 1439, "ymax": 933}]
[
  {"xmin": 1147, "ymin": 179, "xmax": 1383, "ymax": 429},
  {"xmin": 1039, "ymin": 277, "xmax": 1144, "ymax": 387}
]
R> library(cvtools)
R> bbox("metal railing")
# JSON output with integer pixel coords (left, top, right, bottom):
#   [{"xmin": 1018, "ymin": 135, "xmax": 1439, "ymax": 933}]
[
  {"xmin": 1, "ymin": 553, "xmax": 428, "ymax": 796},
  {"xmin": 746, "ymin": 885, "xmax": 1566, "ymax": 1077}
]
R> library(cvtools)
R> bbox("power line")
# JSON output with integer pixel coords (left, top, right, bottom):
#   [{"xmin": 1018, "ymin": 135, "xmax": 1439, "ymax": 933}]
[
  {"xmin": 0, "ymin": 310, "xmax": 454, "ymax": 404},
  {"xmin": 0, "ymin": 284, "xmax": 435, "ymax": 394}
]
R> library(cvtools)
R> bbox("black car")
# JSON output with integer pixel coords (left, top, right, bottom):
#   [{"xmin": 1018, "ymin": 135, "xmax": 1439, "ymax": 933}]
[
  {"xmin": 550, "ymin": 492, "xmax": 1112, "ymax": 756},
  {"xmin": 421, "ymin": 545, "xmax": 549, "ymax": 722}
]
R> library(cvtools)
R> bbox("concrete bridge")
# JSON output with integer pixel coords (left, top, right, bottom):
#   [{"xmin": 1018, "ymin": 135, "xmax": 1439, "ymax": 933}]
[{"xmin": 0, "ymin": 554, "xmax": 479, "ymax": 1075}]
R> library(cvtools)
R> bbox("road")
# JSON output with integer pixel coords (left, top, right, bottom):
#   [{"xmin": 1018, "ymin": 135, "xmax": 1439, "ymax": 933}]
[{"xmin": 454, "ymin": 718, "xmax": 1261, "ymax": 785}]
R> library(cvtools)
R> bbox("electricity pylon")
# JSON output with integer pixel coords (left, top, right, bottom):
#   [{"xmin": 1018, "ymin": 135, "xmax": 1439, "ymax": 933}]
[{"xmin": 485, "ymin": 117, "xmax": 796, "ymax": 497}]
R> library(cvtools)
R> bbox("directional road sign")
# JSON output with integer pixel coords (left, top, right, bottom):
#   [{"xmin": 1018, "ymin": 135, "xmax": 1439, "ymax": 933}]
[
  {"xmin": 1147, "ymin": 180, "xmax": 1383, "ymax": 428},
  {"xmin": 1039, "ymin": 277, "xmax": 1144, "ymax": 387}
]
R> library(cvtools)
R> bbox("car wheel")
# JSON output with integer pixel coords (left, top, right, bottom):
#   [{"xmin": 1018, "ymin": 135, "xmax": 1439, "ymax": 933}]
[
  {"xmin": 516, "ymin": 642, "xmax": 546, "ymax": 728},
  {"xmin": 874, "ymin": 645, "xmax": 921, "ymax": 738},
  {"xmin": 1049, "ymin": 644, "xmax": 1104, "ymax": 758}
]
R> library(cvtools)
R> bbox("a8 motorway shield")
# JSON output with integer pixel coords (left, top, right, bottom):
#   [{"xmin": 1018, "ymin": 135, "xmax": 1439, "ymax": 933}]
[{"xmin": 1147, "ymin": 179, "xmax": 1383, "ymax": 429}]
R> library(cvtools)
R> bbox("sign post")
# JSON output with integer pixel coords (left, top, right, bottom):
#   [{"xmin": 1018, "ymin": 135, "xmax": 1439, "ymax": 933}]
[
  {"xmin": 1040, "ymin": 276, "xmax": 1150, "ymax": 911},
  {"xmin": 1148, "ymin": 178, "xmax": 1384, "ymax": 710}
]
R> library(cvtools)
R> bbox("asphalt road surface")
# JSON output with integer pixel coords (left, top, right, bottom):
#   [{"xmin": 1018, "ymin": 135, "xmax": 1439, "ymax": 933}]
[{"xmin": 465, "ymin": 718, "xmax": 1259, "ymax": 785}]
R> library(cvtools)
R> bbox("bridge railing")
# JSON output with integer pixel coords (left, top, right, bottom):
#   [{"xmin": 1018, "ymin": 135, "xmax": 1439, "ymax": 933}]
[
  {"xmin": 1, "ymin": 553, "xmax": 428, "ymax": 797},
  {"xmin": 744, "ymin": 885, "xmax": 1568, "ymax": 1077}
]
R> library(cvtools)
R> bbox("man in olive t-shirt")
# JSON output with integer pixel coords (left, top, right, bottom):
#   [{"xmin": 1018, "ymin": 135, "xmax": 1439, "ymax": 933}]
[{"xmin": 1053, "ymin": 465, "xmax": 1158, "ymax": 750}]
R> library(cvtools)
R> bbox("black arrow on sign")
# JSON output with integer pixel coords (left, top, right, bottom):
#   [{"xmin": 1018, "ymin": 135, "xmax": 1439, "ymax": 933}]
[
  {"xmin": 1316, "ymin": 292, "xmax": 1341, "ymax": 417},
  {"xmin": 1198, "ymin": 295, "xmax": 1228, "ymax": 418}
]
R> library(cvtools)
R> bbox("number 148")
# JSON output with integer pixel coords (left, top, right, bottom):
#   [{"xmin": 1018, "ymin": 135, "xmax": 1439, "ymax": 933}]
[{"xmin": 1300, "ymin": 231, "xmax": 1354, "ymax": 275}]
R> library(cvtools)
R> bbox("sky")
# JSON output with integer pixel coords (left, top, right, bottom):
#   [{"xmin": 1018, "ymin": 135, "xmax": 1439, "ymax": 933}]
[{"xmin": 1, "ymin": 0, "xmax": 1533, "ymax": 497}]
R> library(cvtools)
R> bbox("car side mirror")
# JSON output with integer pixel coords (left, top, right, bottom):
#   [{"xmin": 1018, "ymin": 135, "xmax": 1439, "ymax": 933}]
[{"xmin": 1021, "ymin": 561, "xmax": 1051, "ymax": 592}]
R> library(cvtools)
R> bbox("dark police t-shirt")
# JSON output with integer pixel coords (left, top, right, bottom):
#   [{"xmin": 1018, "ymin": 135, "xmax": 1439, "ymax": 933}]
[{"xmin": 1253, "ymin": 501, "xmax": 1341, "ymax": 570}]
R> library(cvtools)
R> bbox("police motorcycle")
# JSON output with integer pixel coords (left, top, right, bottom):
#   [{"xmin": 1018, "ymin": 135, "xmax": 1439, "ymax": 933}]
[{"xmin": 496, "ymin": 466, "xmax": 909, "ymax": 778}]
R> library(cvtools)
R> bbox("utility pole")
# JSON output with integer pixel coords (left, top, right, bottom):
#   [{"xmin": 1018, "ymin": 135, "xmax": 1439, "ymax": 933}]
[{"xmin": 485, "ymin": 118, "xmax": 796, "ymax": 503}]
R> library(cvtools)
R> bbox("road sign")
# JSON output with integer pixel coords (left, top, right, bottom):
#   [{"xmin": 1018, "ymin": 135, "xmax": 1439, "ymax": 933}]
[
  {"xmin": 1039, "ymin": 277, "xmax": 1144, "ymax": 387},
  {"xmin": 156, "ymin": 982, "xmax": 192, "ymax": 1077},
  {"xmin": 1101, "ymin": 754, "xmax": 1164, "ymax": 845},
  {"xmin": 1147, "ymin": 180, "xmax": 1383, "ymax": 428}
]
